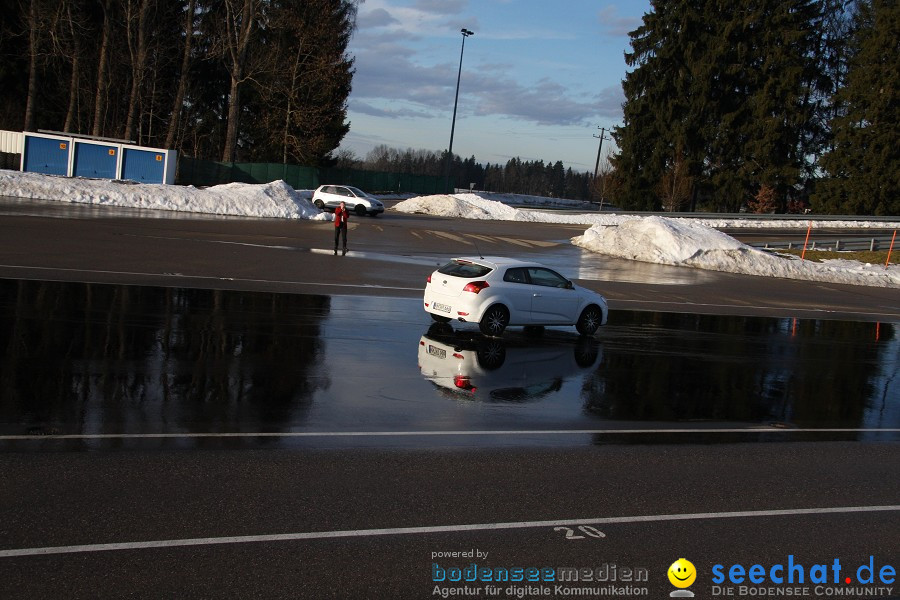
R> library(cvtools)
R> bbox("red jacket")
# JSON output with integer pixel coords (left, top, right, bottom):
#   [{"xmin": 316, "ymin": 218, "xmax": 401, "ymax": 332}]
[{"xmin": 334, "ymin": 205, "xmax": 349, "ymax": 227}]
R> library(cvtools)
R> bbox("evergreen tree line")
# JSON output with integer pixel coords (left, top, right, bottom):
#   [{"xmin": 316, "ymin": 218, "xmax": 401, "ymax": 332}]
[
  {"xmin": 0, "ymin": 0, "xmax": 357, "ymax": 165},
  {"xmin": 613, "ymin": 0, "xmax": 898, "ymax": 215},
  {"xmin": 348, "ymin": 144, "xmax": 594, "ymax": 200}
]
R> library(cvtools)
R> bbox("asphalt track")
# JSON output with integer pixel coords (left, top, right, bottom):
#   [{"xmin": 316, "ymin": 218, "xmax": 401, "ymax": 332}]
[
  {"xmin": 0, "ymin": 197, "xmax": 897, "ymax": 321},
  {"xmin": 0, "ymin": 198, "xmax": 897, "ymax": 599}
]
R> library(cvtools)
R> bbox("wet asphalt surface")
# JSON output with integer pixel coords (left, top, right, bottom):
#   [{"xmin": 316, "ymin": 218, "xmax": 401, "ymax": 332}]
[
  {"xmin": 0, "ymin": 197, "xmax": 897, "ymax": 599},
  {"xmin": 0, "ymin": 280, "xmax": 897, "ymax": 449}
]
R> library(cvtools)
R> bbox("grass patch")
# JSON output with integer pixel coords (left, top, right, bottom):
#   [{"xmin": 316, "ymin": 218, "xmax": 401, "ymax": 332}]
[{"xmin": 776, "ymin": 248, "xmax": 896, "ymax": 265}]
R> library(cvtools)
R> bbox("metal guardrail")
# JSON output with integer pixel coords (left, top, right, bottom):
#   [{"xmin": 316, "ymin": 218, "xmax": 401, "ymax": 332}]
[
  {"xmin": 680, "ymin": 213, "xmax": 900, "ymax": 223},
  {"xmin": 749, "ymin": 236, "xmax": 896, "ymax": 252}
]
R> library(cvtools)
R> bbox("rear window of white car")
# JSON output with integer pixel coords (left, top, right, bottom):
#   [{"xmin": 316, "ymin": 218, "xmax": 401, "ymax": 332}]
[{"xmin": 437, "ymin": 260, "xmax": 493, "ymax": 278}]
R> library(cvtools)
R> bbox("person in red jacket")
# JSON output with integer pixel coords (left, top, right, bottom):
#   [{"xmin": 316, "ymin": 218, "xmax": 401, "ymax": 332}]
[{"xmin": 334, "ymin": 201, "xmax": 349, "ymax": 255}]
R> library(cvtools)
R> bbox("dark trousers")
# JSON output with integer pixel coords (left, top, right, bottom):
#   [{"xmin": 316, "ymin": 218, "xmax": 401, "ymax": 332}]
[{"xmin": 334, "ymin": 225, "xmax": 347, "ymax": 250}]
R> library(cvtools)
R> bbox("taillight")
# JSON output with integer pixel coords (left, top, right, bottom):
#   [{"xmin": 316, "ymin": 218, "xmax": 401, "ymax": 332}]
[
  {"xmin": 454, "ymin": 375, "xmax": 476, "ymax": 392},
  {"xmin": 426, "ymin": 274, "xmax": 432, "ymax": 283},
  {"xmin": 463, "ymin": 281, "xmax": 489, "ymax": 294}
]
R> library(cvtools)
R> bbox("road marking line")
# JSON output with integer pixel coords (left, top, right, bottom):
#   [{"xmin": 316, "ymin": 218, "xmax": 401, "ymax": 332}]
[
  {"xmin": 0, "ymin": 265, "xmax": 423, "ymax": 292},
  {"xmin": 2, "ymin": 428, "xmax": 899, "ymax": 441},
  {"xmin": 1, "ymin": 505, "xmax": 897, "ymax": 558},
  {"xmin": 611, "ymin": 298, "xmax": 900, "ymax": 318},
  {"xmin": 429, "ymin": 230, "xmax": 471, "ymax": 243},
  {"xmin": 495, "ymin": 236, "xmax": 534, "ymax": 247}
]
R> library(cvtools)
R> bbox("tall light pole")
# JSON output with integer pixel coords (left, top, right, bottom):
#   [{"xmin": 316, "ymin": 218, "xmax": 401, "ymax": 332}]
[{"xmin": 445, "ymin": 28, "xmax": 474, "ymax": 194}]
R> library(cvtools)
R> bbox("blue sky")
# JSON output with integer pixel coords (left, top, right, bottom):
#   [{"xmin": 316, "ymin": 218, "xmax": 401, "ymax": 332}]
[{"xmin": 340, "ymin": 0, "xmax": 651, "ymax": 174}]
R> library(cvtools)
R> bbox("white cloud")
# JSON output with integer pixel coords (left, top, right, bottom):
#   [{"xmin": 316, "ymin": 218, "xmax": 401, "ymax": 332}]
[
  {"xmin": 597, "ymin": 5, "xmax": 641, "ymax": 37},
  {"xmin": 357, "ymin": 8, "xmax": 400, "ymax": 28},
  {"xmin": 413, "ymin": 0, "xmax": 467, "ymax": 16}
]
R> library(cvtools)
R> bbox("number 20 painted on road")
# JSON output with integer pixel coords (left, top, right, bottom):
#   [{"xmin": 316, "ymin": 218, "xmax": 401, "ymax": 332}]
[{"xmin": 554, "ymin": 525, "xmax": 606, "ymax": 540}]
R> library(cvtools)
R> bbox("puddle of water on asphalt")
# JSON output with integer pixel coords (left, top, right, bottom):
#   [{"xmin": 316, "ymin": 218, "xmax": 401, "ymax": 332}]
[{"xmin": 0, "ymin": 279, "xmax": 896, "ymax": 449}]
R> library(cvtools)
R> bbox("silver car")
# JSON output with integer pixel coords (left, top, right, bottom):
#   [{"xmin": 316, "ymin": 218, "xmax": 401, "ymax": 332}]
[{"xmin": 311, "ymin": 185, "xmax": 385, "ymax": 216}]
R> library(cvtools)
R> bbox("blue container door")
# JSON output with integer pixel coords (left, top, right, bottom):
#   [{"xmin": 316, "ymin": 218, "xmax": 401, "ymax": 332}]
[
  {"xmin": 121, "ymin": 148, "xmax": 165, "ymax": 183},
  {"xmin": 23, "ymin": 137, "xmax": 69, "ymax": 176},
  {"xmin": 73, "ymin": 142, "xmax": 118, "ymax": 179}
]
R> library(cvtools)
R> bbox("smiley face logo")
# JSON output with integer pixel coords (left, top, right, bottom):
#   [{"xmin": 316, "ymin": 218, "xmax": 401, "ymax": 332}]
[{"xmin": 668, "ymin": 558, "xmax": 696, "ymax": 588}]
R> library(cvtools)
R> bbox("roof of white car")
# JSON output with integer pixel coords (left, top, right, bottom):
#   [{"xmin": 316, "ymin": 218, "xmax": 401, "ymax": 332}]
[{"xmin": 452, "ymin": 256, "xmax": 543, "ymax": 269}]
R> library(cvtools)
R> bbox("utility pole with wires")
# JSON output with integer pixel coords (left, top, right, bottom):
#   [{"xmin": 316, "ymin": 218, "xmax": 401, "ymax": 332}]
[{"xmin": 593, "ymin": 126, "xmax": 610, "ymax": 209}]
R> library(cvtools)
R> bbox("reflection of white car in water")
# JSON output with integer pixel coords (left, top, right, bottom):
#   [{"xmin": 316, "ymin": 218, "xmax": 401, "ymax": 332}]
[{"xmin": 417, "ymin": 325, "xmax": 602, "ymax": 401}]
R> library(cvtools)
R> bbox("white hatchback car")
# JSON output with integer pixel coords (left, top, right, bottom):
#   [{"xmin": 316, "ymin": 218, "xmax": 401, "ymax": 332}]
[
  {"xmin": 423, "ymin": 257, "xmax": 609, "ymax": 336},
  {"xmin": 311, "ymin": 185, "xmax": 385, "ymax": 216}
]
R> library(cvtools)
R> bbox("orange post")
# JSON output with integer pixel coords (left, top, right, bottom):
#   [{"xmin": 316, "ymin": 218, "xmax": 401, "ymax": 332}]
[
  {"xmin": 801, "ymin": 222, "xmax": 812, "ymax": 260},
  {"xmin": 886, "ymin": 230, "xmax": 897, "ymax": 269}
]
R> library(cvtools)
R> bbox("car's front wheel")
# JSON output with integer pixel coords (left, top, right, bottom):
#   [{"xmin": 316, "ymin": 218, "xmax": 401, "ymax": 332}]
[
  {"xmin": 575, "ymin": 305, "xmax": 603, "ymax": 336},
  {"xmin": 479, "ymin": 304, "xmax": 509, "ymax": 337},
  {"xmin": 355, "ymin": 204, "xmax": 367, "ymax": 216}
]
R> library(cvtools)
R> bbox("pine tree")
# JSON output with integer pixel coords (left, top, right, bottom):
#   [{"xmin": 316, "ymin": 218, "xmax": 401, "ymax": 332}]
[
  {"xmin": 244, "ymin": 0, "xmax": 356, "ymax": 165},
  {"xmin": 614, "ymin": 0, "xmax": 824, "ymax": 212},
  {"xmin": 814, "ymin": 0, "xmax": 899, "ymax": 215}
]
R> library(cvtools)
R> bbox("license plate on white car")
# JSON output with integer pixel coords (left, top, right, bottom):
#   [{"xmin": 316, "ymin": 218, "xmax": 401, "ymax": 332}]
[
  {"xmin": 427, "ymin": 345, "xmax": 446, "ymax": 359},
  {"xmin": 433, "ymin": 302, "xmax": 451, "ymax": 313}
]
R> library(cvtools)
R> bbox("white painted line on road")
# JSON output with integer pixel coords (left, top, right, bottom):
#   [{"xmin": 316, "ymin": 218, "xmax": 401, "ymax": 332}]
[
  {"xmin": 0, "ymin": 264, "xmax": 423, "ymax": 292},
  {"xmin": 611, "ymin": 298, "xmax": 900, "ymax": 319},
  {"xmin": 1, "ymin": 505, "xmax": 897, "ymax": 558},
  {"xmin": 2, "ymin": 428, "xmax": 899, "ymax": 441}
]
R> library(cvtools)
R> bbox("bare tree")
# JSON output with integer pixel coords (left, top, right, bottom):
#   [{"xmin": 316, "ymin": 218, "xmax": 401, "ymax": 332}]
[
  {"xmin": 60, "ymin": 0, "xmax": 88, "ymax": 133},
  {"xmin": 164, "ymin": 0, "xmax": 195, "ymax": 150},
  {"xmin": 657, "ymin": 147, "xmax": 693, "ymax": 212},
  {"xmin": 21, "ymin": 0, "xmax": 48, "ymax": 131},
  {"xmin": 591, "ymin": 149, "xmax": 618, "ymax": 208},
  {"xmin": 217, "ymin": 0, "xmax": 261, "ymax": 162},
  {"xmin": 123, "ymin": 0, "xmax": 154, "ymax": 141},
  {"xmin": 91, "ymin": 0, "xmax": 114, "ymax": 137}
]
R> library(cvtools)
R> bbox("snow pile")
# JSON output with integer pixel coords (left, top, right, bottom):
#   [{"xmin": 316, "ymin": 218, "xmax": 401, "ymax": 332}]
[
  {"xmin": 395, "ymin": 193, "xmax": 616, "ymax": 224},
  {"xmin": 396, "ymin": 193, "xmax": 900, "ymax": 230},
  {"xmin": 393, "ymin": 193, "xmax": 522, "ymax": 220},
  {"xmin": 0, "ymin": 169, "xmax": 326, "ymax": 220},
  {"xmin": 572, "ymin": 218, "xmax": 900, "ymax": 288},
  {"xmin": 467, "ymin": 190, "xmax": 594, "ymax": 210}
]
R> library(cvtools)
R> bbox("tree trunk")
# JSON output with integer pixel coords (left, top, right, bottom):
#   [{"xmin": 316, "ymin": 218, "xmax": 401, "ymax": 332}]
[
  {"xmin": 164, "ymin": 0, "xmax": 195, "ymax": 150},
  {"xmin": 220, "ymin": 0, "xmax": 258, "ymax": 163},
  {"xmin": 63, "ymin": 2, "xmax": 81, "ymax": 133},
  {"xmin": 222, "ymin": 74, "xmax": 242, "ymax": 162},
  {"xmin": 124, "ymin": 0, "xmax": 152, "ymax": 142},
  {"xmin": 92, "ymin": 0, "xmax": 113, "ymax": 138},
  {"xmin": 23, "ymin": 0, "xmax": 39, "ymax": 131}
]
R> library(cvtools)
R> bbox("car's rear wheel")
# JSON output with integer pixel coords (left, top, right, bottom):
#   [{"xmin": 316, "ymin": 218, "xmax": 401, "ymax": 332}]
[
  {"xmin": 355, "ymin": 204, "xmax": 366, "ymax": 216},
  {"xmin": 430, "ymin": 313, "xmax": 451, "ymax": 323},
  {"xmin": 314, "ymin": 199, "xmax": 324, "ymax": 209},
  {"xmin": 479, "ymin": 304, "xmax": 509, "ymax": 337},
  {"xmin": 575, "ymin": 305, "xmax": 603, "ymax": 336}
]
